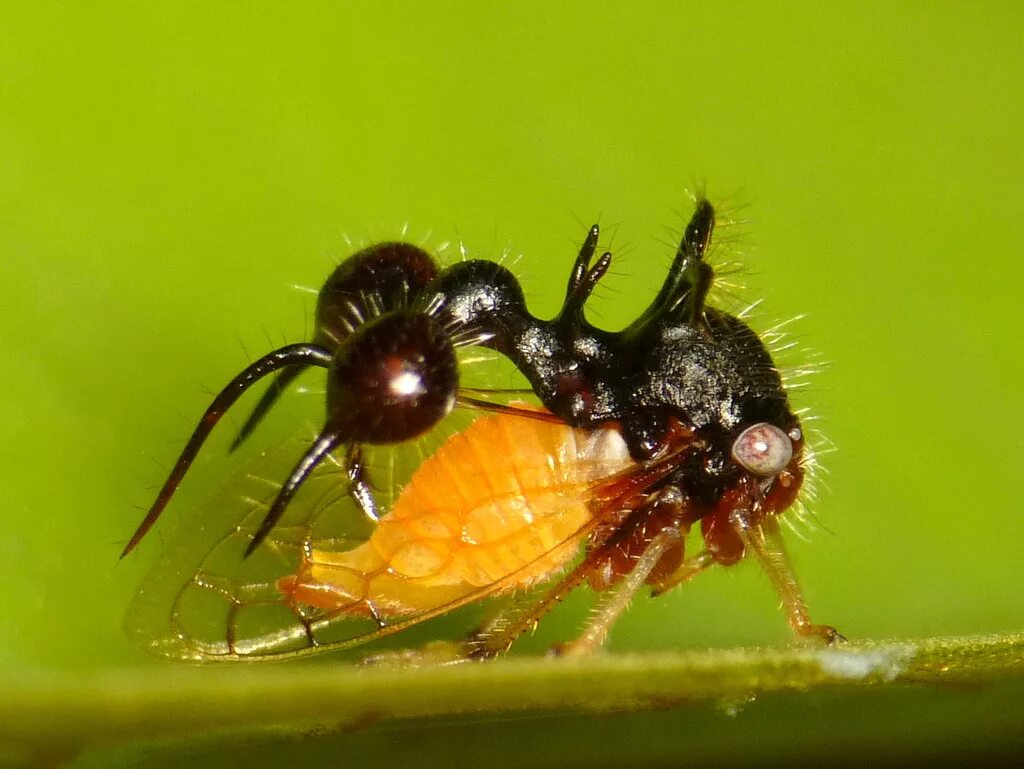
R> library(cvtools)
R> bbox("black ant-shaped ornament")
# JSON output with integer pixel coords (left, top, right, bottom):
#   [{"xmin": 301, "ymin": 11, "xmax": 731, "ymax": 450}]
[{"xmin": 121, "ymin": 243, "xmax": 471, "ymax": 558}]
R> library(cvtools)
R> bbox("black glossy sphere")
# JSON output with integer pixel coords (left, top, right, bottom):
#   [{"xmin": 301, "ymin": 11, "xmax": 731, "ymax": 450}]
[
  {"xmin": 327, "ymin": 310, "xmax": 458, "ymax": 444},
  {"xmin": 316, "ymin": 243, "xmax": 439, "ymax": 348}
]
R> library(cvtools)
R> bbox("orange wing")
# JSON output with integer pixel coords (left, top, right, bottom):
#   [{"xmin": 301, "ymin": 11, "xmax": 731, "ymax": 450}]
[{"xmin": 126, "ymin": 403, "xmax": 677, "ymax": 662}]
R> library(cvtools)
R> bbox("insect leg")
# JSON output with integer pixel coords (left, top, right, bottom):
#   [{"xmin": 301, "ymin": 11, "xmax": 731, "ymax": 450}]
[
  {"xmin": 121, "ymin": 343, "xmax": 333, "ymax": 558},
  {"xmin": 554, "ymin": 528, "xmax": 681, "ymax": 657},
  {"xmin": 244, "ymin": 428, "xmax": 344, "ymax": 557},
  {"xmin": 345, "ymin": 443, "xmax": 379, "ymax": 522},
  {"xmin": 467, "ymin": 523, "xmax": 683, "ymax": 658},
  {"xmin": 358, "ymin": 596, "xmax": 522, "ymax": 668},
  {"xmin": 648, "ymin": 549, "xmax": 717, "ymax": 597},
  {"xmin": 229, "ymin": 364, "xmax": 309, "ymax": 452},
  {"xmin": 466, "ymin": 560, "xmax": 594, "ymax": 659},
  {"xmin": 729, "ymin": 511, "xmax": 844, "ymax": 644}
]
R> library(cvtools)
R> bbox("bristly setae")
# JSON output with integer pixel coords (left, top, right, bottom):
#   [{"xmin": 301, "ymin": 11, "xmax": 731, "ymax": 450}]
[{"xmin": 124, "ymin": 197, "xmax": 840, "ymax": 662}]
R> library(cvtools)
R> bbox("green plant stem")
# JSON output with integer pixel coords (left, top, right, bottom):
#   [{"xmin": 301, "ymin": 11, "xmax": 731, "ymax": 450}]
[{"xmin": 1, "ymin": 631, "xmax": 1021, "ymax": 762}]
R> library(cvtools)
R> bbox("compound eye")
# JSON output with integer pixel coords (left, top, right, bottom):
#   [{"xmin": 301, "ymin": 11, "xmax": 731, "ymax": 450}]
[{"xmin": 731, "ymin": 422, "xmax": 793, "ymax": 477}]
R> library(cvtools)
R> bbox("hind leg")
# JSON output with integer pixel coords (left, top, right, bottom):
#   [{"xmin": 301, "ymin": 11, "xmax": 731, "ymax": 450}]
[{"xmin": 552, "ymin": 529, "xmax": 682, "ymax": 657}]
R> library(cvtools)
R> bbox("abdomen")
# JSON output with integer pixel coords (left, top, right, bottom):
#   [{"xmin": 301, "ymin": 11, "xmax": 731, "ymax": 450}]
[{"xmin": 277, "ymin": 409, "xmax": 633, "ymax": 617}]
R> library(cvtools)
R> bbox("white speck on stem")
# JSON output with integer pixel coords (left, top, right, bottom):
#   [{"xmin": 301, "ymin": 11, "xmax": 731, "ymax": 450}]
[{"xmin": 815, "ymin": 645, "xmax": 913, "ymax": 682}]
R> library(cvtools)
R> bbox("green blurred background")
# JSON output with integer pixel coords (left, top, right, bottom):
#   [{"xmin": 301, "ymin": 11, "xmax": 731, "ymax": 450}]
[{"xmin": 1, "ymin": 2, "xmax": 1022, "ymax": 766}]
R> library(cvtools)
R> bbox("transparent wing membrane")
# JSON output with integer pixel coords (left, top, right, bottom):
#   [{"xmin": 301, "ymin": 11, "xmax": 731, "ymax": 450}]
[
  {"xmin": 128, "ymin": 404, "xmax": 473, "ymax": 661},
  {"xmin": 128, "ymin": 396, "xmax": 587, "ymax": 661},
  {"xmin": 126, "ymin": 394, "xmax": 685, "ymax": 662}
]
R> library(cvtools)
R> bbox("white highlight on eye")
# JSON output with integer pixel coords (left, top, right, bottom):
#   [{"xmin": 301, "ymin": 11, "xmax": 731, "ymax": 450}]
[{"xmin": 731, "ymin": 422, "xmax": 793, "ymax": 476}]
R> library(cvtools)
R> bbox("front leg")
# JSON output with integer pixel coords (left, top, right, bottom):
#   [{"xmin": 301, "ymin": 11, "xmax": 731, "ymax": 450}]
[{"xmin": 730, "ymin": 510, "xmax": 844, "ymax": 644}]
